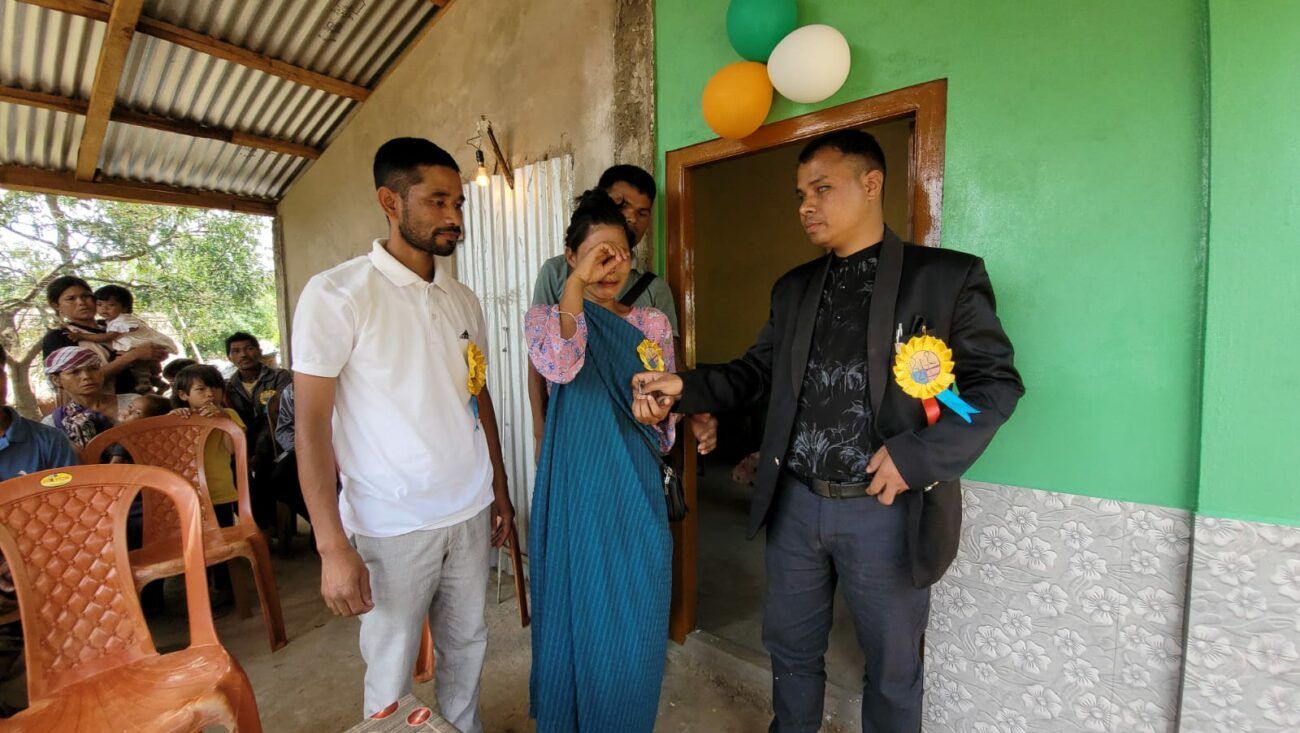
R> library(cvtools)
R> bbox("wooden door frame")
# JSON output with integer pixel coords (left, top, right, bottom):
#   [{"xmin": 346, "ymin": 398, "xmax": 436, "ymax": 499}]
[{"xmin": 664, "ymin": 79, "xmax": 948, "ymax": 643}]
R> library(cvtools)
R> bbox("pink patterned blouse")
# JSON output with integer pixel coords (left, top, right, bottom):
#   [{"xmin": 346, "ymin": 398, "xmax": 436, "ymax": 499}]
[{"xmin": 525, "ymin": 304, "xmax": 678, "ymax": 453}]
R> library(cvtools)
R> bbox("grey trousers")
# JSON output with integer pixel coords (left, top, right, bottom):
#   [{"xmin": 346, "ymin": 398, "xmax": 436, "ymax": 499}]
[{"xmin": 353, "ymin": 506, "xmax": 491, "ymax": 733}]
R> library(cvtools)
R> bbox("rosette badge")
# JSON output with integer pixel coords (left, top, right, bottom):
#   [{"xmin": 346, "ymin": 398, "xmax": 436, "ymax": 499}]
[
  {"xmin": 893, "ymin": 334, "xmax": 980, "ymax": 424},
  {"xmin": 638, "ymin": 339, "xmax": 666, "ymax": 372},
  {"xmin": 467, "ymin": 342, "xmax": 487, "ymax": 428}
]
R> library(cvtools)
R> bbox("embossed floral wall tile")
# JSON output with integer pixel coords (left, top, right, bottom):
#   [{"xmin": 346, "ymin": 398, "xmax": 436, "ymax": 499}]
[
  {"xmin": 925, "ymin": 482, "xmax": 1189, "ymax": 733},
  {"xmin": 1180, "ymin": 517, "xmax": 1300, "ymax": 731}
]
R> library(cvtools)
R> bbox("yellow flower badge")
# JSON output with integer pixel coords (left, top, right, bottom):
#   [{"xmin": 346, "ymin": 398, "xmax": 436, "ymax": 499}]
[
  {"xmin": 892, "ymin": 334, "xmax": 979, "ymax": 423},
  {"xmin": 466, "ymin": 341, "xmax": 487, "ymax": 429},
  {"xmin": 466, "ymin": 341, "xmax": 487, "ymax": 396},
  {"xmin": 638, "ymin": 339, "xmax": 666, "ymax": 372}
]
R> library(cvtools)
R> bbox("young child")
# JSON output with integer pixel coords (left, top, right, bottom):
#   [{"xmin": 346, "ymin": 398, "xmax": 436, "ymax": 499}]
[
  {"xmin": 79, "ymin": 285, "xmax": 177, "ymax": 394},
  {"xmin": 119, "ymin": 393, "xmax": 172, "ymax": 424},
  {"xmin": 170, "ymin": 364, "xmax": 246, "ymax": 608},
  {"xmin": 169, "ymin": 365, "xmax": 246, "ymax": 526}
]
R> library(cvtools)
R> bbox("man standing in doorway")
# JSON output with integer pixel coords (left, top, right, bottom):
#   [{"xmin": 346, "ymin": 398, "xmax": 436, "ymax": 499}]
[
  {"xmin": 634, "ymin": 130, "xmax": 1023, "ymax": 731},
  {"xmin": 225, "ymin": 332, "xmax": 292, "ymax": 527},
  {"xmin": 293, "ymin": 137, "xmax": 515, "ymax": 732},
  {"xmin": 528, "ymin": 164, "xmax": 717, "ymax": 454}
]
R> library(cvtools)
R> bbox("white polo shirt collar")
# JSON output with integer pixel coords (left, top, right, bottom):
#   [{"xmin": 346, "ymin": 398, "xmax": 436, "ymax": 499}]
[{"xmin": 369, "ymin": 240, "xmax": 456, "ymax": 292}]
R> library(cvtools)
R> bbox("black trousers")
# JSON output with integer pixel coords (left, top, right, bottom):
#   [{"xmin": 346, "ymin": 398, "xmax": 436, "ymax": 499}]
[
  {"xmin": 269, "ymin": 451, "xmax": 308, "ymax": 522},
  {"xmin": 764, "ymin": 474, "xmax": 930, "ymax": 733}
]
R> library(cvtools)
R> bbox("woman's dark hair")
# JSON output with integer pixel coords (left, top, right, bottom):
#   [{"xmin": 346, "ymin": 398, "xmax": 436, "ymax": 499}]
[
  {"xmin": 170, "ymin": 364, "xmax": 225, "ymax": 408},
  {"xmin": 93, "ymin": 284, "xmax": 135, "ymax": 312},
  {"xmin": 162, "ymin": 358, "xmax": 197, "ymax": 383},
  {"xmin": 46, "ymin": 275, "xmax": 93, "ymax": 307},
  {"xmin": 564, "ymin": 189, "xmax": 636, "ymax": 253}
]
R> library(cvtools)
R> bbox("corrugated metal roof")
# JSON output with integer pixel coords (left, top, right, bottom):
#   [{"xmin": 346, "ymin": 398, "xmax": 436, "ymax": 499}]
[
  {"xmin": 115, "ymin": 37, "xmax": 356, "ymax": 147},
  {"xmin": 142, "ymin": 0, "xmax": 437, "ymax": 87},
  {"xmin": 100, "ymin": 120, "xmax": 307, "ymax": 199},
  {"xmin": 0, "ymin": 0, "xmax": 444, "ymax": 203},
  {"xmin": 0, "ymin": 102, "xmax": 84, "ymax": 170},
  {"xmin": 0, "ymin": 1, "xmax": 101, "ymax": 97}
]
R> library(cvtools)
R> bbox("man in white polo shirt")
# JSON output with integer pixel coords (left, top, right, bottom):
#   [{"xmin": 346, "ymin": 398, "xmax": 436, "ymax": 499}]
[{"xmin": 293, "ymin": 137, "xmax": 514, "ymax": 732}]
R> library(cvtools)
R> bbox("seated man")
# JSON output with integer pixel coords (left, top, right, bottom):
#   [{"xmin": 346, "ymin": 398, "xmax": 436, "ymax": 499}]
[
  {"xmin": 0, "ymin": 343, "xmax": 79, "ymax": 716},
  {"xmin": 269, "ymin": 381, "xmax": 309, "ymax": 524},
  {"xmin": 222, "ymin": 332, "xmax": 291, "ymax": 527},
  {"xmin": 0, "ymin": 344, "xmax": 80, "ymax": 480}
]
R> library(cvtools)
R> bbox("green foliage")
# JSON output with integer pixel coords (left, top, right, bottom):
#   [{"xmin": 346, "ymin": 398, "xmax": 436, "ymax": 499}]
[{"xmin": 0, "ymin": 190, "xmax": 277, "ymax": 416}]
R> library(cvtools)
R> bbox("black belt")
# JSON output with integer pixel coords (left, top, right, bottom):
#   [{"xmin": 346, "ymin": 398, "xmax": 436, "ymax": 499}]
[{"xmin": 785, "ymin": 471, "xmax": 873, "ymax": 500}]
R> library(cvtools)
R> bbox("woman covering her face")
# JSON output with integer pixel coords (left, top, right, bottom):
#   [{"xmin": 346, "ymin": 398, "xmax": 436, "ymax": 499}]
[{"xmin": 524, "ymin": 190, "xmax": 679, "ymax": 733}]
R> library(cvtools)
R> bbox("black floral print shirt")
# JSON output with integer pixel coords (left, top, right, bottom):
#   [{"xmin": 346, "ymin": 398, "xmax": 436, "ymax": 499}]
[{"xmin": 785, "ymin": 245, "xmax": 881, "ymax": 483}]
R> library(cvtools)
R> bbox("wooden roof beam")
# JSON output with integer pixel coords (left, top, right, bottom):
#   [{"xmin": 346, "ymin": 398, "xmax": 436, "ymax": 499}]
[
  {"xmin": 0, "ymin": 165, "xmax": 278, "ymax": 217},
  {"xmin": 16, "ymin": 0, "xmax": 370, "ymax": 102},
  {"xmin": 0, "ymin": 85, "xmax": 321, "ymax": 159},
  {"xmin": 75, "ymin": 0, "xmax": 143, "ymax": 181}
]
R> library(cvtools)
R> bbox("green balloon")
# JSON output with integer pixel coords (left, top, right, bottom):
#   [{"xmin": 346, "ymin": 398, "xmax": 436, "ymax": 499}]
[{"xmin": 726, "ymin": 0, "xmax": 798, "ymax": 62}]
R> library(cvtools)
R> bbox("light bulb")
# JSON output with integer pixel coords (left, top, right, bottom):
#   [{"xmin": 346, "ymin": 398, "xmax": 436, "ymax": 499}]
[{"xmin": 474, "ymin": 148, "xmax": 490, "ymax": 187}]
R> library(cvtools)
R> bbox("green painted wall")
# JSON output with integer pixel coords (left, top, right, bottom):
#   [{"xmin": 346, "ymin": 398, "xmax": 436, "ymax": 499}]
[
  {"xmin": 1198, "ymin": 2, "xmax": 1300, "ymax": 526},
  {"xmin": 655, "ymin": 1, "xmax": 1209, "ymax": 508}
]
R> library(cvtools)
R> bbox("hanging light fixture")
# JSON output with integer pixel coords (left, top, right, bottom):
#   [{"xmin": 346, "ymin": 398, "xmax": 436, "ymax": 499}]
[
  {"xmin": 474, "ymin": 148, "xmax": 490, "ymax": 187},
  {"xmin": 467, "ymin": 116, "xmax": 514, "ymax": 190}
]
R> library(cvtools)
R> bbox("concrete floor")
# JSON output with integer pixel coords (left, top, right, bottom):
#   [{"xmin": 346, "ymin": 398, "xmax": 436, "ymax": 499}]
[
  {"xmin": 695, "ymin": 456, "xmax": 867, "ymax": 691},
  {"xmin": 142, "ymin": 533, "xmax": 771, "ymax": 732}
]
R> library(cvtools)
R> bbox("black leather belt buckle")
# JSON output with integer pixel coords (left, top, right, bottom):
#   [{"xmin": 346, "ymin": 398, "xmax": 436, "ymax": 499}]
[{"xmin": 809, "ymin": 477, "xmax": 872, "ymax": 500}]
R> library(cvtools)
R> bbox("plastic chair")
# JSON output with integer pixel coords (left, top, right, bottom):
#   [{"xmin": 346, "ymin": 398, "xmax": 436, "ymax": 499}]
[
  {"xmin": 0, "ymin": 465, "xmax": 262, "ymax": 731},
  {"xmin": 414, "ymin": 621, "xmax": 435, "ymax": 683},
  {"xmin": 82, "ymin": 415, "xmax": 288, "ymax": 652}
]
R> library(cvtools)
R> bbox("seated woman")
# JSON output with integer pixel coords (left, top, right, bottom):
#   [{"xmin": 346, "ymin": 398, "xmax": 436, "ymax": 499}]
[
  {"xmin": 41, "ymin": 346, "xmax": 136, "ymax": 451},
  {"xmin": 524, "ymin": 190, "xmax": 678, "ymax": 733},
  {"xmin": 41, "ymin": 276, "xmax": 169, "ymax": 396}
]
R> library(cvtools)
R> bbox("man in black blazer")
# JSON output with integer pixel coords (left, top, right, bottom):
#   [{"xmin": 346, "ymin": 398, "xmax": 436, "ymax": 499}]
[{"xmin": 633, "ymin": 130, "xmax": 1023, "ymax": 732}]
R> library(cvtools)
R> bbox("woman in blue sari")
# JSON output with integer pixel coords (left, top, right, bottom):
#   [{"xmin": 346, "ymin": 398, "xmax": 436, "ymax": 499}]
[{"xmin": 525, "ymin": 190, "xmax": 678, "ymax": 732}]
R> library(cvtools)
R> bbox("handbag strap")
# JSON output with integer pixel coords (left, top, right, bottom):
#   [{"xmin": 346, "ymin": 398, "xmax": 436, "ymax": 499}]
[{"xmin": 619, "ymin": 272, "xmax": 657, "ymax": 307}]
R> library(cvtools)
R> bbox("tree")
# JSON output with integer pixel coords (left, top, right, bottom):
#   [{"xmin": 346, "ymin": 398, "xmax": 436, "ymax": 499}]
[{"xmin": 0, "ymin": 191, "xmax": 276, "ymax": 419}]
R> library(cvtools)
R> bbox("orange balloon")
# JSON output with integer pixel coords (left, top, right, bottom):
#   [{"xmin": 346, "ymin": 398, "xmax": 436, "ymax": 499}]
[{"xmin": 701, "ymin": 61, "xmax": 774, "ymax": 140}]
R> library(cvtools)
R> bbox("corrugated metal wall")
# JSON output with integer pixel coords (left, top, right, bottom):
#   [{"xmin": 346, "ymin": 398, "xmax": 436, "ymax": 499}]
[{"xmin": 458, "ymin": 156, "xmax": 573, "ymax": 547}]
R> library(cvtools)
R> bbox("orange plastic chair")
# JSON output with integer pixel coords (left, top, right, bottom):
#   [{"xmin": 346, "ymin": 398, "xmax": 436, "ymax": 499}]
[
  {"xmin": 82, "ymin": 415, "xmax": 288, "ymax": 652},
  {"xmin": 415, "ymin": 621, "xmax": 435, "ymax": 683},
  {"xmin": 0, "ymin": 465, "xmax": 261, "ymax": 731}
]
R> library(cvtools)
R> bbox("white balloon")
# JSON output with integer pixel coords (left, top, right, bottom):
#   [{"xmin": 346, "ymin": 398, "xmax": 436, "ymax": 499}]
[{"xmin": 767, "ymin": 25, "xmax": 852, "ymax": 104}]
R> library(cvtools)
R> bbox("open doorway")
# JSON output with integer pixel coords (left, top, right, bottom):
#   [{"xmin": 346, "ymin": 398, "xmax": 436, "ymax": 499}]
[
  {"xmin": 692, "ymin": 117, "xmax": 912, "ymax": 685},
  {"xmin": 662, "ymin": 81, "xmax": 947, "ymax": 690}
]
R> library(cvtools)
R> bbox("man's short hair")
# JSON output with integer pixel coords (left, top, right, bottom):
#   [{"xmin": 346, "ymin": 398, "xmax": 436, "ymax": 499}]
[
  {"xmin": 373, "ymin": 137, "xmax": 460, "ymax": 196},
  {"xmin": 597, "ymin": 164, "xmax": 656, "ymax": 204},
  {"xmin": 798, "ymin": 129, "xmax": 887, "ymax": 178},
  {"xmin": 93, "ymin": 284, "xmax": 134, "ymax": 312},
  {"xmin": 225, "ymin": 332, "xmax": 259, "ymax": 355}
]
